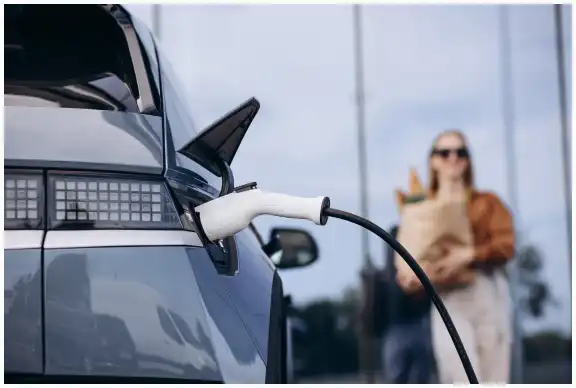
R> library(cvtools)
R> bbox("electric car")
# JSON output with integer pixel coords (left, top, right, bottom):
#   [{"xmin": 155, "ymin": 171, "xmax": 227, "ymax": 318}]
[{"xmin": 4, "ymin": 4, "xmax": 320, "ymax": 383}]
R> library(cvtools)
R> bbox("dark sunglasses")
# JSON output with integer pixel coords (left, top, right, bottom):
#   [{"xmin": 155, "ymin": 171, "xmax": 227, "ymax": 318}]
[{"xmin": 431, "ymin": 147, "xmax": 469, "ymax": 159}]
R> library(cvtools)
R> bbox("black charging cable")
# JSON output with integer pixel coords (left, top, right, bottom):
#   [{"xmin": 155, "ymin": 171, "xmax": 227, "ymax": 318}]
[{"xmin": 322, "ymin": 207, "xmax": 479, "ymax": 384}]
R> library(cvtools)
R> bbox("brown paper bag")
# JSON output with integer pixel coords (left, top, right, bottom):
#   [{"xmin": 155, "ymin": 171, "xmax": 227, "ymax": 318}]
[
  {"xmin": 395, "ymin": 199, "xmax": 475, "ymax": 289},
  {"xmin": 393, "ymin": 168, "xmax": 474, "ymax": 291}
]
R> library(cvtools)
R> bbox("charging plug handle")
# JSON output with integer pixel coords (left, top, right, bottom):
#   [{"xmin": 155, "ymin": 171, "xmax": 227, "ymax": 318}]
[{"xmin": 194, "ymin": 189, "xmax": 330, "ymax": 242}]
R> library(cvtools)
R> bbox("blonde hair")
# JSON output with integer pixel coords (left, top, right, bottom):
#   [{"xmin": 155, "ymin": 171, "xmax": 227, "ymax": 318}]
[{"xmin": 428, "ymin": 129, "xmax": 475, "ymax": 194}]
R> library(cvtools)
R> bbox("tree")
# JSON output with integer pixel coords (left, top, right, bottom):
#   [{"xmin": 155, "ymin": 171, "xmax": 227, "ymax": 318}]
[
  {"xmin": 292, "ymin": 288, "xmax": 360, "ymax": 379},
  {"xmin": 515, "ymin": 243, "xmax": 557, "ymax": 319}
]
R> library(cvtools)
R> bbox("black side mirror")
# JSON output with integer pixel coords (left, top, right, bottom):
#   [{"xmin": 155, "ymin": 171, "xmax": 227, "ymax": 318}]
[{"xmin": 263, "ymin": 227, "xmax": 319, "ymax": 269}]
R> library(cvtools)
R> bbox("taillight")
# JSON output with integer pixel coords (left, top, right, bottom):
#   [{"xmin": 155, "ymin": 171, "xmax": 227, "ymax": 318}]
[
  {"xmin": 4, "ymin": 171, "xmax": 44, "ymax": 229},
  {"xmin": 46, "ymin": 172, "xmax": 182, "ymax": 230}
]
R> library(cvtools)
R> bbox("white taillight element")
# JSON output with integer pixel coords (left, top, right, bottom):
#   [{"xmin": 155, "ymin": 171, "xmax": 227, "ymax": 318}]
[
  {"xmin": 5, "ymin": 175, "xmax": 42, "ymax": 223},
  {"xmin": 50, "ymin": 175, "xmax": 181, "ymax": 228},
  {"xmin": 194, "ymin": 189, "xmax": 330, "ymax": 242}
]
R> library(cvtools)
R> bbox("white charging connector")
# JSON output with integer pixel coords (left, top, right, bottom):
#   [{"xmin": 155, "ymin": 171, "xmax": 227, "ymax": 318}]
[{"xmin": 193, "ymin": 189, "xmax": 330, "ymax": 242}]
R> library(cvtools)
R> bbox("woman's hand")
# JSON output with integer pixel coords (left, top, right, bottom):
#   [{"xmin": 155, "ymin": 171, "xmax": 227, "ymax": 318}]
[
  {"xmin": 434, "ymin": 245, "xmax": 475, "ymax": 279},
  {"xmin": 397, "ymin": 271, "xmax": 422, "ymax": 293},
  {"xmin": 396, "ymin": 261, "xmax": 436, "ymax": 293}
]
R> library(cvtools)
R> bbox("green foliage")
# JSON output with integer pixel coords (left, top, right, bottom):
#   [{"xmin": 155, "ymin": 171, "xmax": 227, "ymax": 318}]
[
  {"xmin": 515, "ymin": 244, "xmax": 557, "ymax": 318},
  {"xmin": 523, "ymin": 331, "xmax": 571, "ymax": 363},
  {"xmin": 292, "ymin": 289, "xmax": 359, "ymax": 378},
  {"xmin": 403, "ymin": 194, "xmax": 427, "ymax": 204}
]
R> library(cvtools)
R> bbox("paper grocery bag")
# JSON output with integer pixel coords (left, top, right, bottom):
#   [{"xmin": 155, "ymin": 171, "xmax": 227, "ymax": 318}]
[{"xmin": 395, "ymin": 199, "xmax": 475, "ymax": 290}]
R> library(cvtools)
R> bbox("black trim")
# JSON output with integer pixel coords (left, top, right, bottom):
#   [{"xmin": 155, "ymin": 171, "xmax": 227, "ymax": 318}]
[
  {"xmin": 4, "ymin": 159, "xmax": 163, "ymax": 176},
  {"xmin": 101, "ymin": 5, "xmax": 158, "ymax": 114},
  {"xmin": 216, "ymin": 159, "xmax": 234, "ymax": 197},
  {"xmin": 4, "ymin": 374, "xmax": 222, "ymax": 384},
  {"xmin": 319, "ymin": 197, "xmax": 331, "ymax": 226},
  {"xmin": 234, "ymin": 182, "xmax": 258, "ymax": 193},
  {"xmin": 265, "ymin": 271, "xmax": 286, "ymax": 384},
  {"xmin": 191, "ymin": 211, "xmax": 209, "ymax": 245},
  {"xmin": 162, "ymin": 96, "xmax": 220, "ymax": 199},
  {"xmin": 40, "ymin": 170, "xmax": 48, "ymax": 374}
]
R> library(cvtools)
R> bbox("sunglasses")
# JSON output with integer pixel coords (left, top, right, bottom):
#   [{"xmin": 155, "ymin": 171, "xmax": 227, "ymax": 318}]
[{"xmin": 431, "ymin": 147, "xmax": 469, "ymax": 159}]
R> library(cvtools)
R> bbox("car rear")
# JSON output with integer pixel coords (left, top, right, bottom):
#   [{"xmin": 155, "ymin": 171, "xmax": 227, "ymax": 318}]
[{"xmin": 4, "ymin": 5, "xmax": 265, "ymax": 383}]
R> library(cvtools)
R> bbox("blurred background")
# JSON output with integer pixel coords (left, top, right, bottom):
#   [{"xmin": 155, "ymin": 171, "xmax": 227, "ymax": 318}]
[{"xmin": 128, "ymin": 3, "xmax": 571, "ymax": 384}]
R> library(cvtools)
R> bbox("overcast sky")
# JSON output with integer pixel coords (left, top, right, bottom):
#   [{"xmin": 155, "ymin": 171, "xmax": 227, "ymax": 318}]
[{"xmin": 127, "ymin": 4, "xmax": 571, "ymax": 334}]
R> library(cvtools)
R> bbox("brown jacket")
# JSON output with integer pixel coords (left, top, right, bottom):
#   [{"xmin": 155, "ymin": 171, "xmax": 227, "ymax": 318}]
[
  {"xmin": 468, "ymin": 191, "xmax": 515, "ymax": 267},
  {"xmin": 422, "ymin": 190, "xmax": 515, "ymax": 289}
]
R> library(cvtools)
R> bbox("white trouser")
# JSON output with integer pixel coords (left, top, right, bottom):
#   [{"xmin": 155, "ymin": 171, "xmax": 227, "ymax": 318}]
[{"xmin": 431, "ymin": 271, "xmax": 512, "ymax": 384}]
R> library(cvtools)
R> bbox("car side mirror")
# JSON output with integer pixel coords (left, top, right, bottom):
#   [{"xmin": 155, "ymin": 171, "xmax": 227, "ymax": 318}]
[{"xmin": 263, "ymin": 227, "xmax": 319, "ymax": 269}]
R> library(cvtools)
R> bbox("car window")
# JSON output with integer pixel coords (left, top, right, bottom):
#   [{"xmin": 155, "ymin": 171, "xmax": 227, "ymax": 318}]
[
  {"xmin": 131, "ymin": 15, "xmax": 162, "ymax": 111},
  {"xmin": 157, "ymin": 48, "xmax": 199, "ymax": 147},
  {"xmin": 5, "ymin": 5, "xmax": 148, "ymax": 114},
  {"xmin": 131, "ymin": 17, "xmax": 160, "ymax": 94}
]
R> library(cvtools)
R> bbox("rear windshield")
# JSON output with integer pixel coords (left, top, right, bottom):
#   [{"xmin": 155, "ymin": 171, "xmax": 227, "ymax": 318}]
[{"xmin": 4, "ymin": 5, "xmax": 158, "ymax": 114}]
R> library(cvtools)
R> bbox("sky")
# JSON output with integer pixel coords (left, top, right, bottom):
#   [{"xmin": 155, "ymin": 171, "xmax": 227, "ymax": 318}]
[{"xmin": 127, "ymin": 4, "xmax": 572, "ymax": 334}]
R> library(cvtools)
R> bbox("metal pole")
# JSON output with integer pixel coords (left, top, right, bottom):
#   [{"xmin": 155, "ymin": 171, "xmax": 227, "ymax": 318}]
[
  {"xmin": 352, "ymin": 4, "xmax": 375, "ymax": 383},
  {"xmin": 353, "ymin": 7, "xmax": 370, "ymax": 258},
  {"xmin": 152, "ymin": 4, "xmax": 161, "ymax": 40},
  {"xmin": 498, "ymin": 5, "xmax": 523, "ymax": 383},
  {"xmin": 553, "ymin": 4, "xmax": 572, "ymax": 276}
]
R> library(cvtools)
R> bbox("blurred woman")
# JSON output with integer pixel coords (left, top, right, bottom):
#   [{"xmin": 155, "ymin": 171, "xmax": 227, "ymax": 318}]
[{"xmin": 412, "ymin": 130, "xmax": 515, "ymax": 383}]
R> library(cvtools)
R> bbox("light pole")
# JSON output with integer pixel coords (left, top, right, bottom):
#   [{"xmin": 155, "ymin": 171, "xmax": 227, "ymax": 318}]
[
  {"xmin": 152, "ymin": 4, "xmax": 161, "ymax": 40},
  {"xmin": 352, "ymin": 4, "xmax": 376, "ymax": 383},
  {"xmin": 552, "ymin": 4, "xmax": 571, "ymax": 275},
  {"xmin": 498, "ymin": 5, "xmax": 523, "ymax": 383}
]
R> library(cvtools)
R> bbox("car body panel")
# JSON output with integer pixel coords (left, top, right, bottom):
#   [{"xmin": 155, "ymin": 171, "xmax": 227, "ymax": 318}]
[
  {"xmin": 4, "ymin": 230, "xmax": 44, "ymax": 250},
  {"xmin": 4, "ymin": 228, "xmax": 275, "ymax": 383},
  {"xmin": 227, "ymin": 230, "xmax": 275, "ymax": 358},
  {"xmin": 42, "ymin": 245, "xmax": 266, "ymax": 383},
  {"xmin": 186, "ymin": 247, "xmax": 268, "ymax": 383},
  {"xmin": 4, "ymin": 106, "xmax": 163, "ymax": 175},
  {"xmin": 43, "ymin": 230, "xmax": 202, "ymax": 250},
  {"xmin": 4, "ymin": 247, "xmax": 44, "ymax": 374}
]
